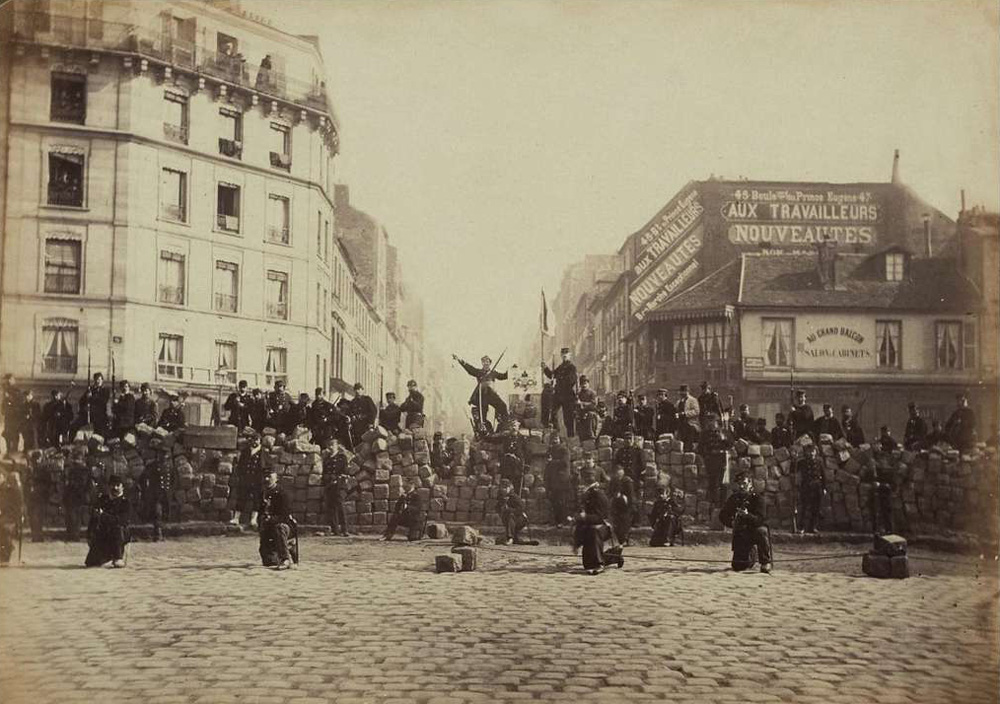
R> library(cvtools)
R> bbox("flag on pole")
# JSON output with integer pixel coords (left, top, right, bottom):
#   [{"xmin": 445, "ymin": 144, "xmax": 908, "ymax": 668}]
[{"xmin": 540, "ymin": 289, "xmax": 554, "ymax": 337}]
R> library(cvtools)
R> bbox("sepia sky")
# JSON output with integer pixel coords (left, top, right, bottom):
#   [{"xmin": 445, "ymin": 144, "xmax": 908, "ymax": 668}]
[{"xmin": 248, "ymin": 0, "xmax": 999, "ymax": 386}]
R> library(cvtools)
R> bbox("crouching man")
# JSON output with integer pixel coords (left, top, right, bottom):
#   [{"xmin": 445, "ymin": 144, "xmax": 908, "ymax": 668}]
[
  {"xmin": 381, "ymin": 481, "xmax": 423, "ymax": 541},
  {"xmin": 572, "ymin": 481, "xmax": 624, "ymax": 575},
  {"xmin": 258, "ymin": 470, "xmax": 297, "ymax": 569},
  {"xmin": 720, "ymin": 471, "xmax": 772, "ymax": 574},
  {"xmin": 649, "ymin": 485, "xmax": 683, "ymax": 547},
  {"xmin": 498, "ymin": 480, "xmax": 532, "ymax": 545},
  {"xmin": 84, "ymin": 475, "xmax": 131, "ymax": 568}
]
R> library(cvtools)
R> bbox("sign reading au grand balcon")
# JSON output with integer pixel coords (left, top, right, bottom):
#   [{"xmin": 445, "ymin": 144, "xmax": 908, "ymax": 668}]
[{"xmin": 722, "ymin": 185, "xmax": 883, "ymax": 247}]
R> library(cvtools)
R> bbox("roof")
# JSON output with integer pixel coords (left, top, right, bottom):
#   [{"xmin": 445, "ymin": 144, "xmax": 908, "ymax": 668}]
[
  {"xmin": 738, "ymin": 253, "xmax": 981, "ymax": 313},
  {"xmin": 644, "ymin": 258, "xmax": 742, "ymax": 322}
]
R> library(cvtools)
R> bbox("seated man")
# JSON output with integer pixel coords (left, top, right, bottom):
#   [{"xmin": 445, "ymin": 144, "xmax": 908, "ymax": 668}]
[
  {"xmin": 379, "ymin": 392, "xmax": 402, "ymax": 435},
  {"xmin": 84, "ymin": 475, "xmax": 131, "ymax": 568},
  {"xmin": 497, "ymin": 480, "xmax": 533, "ymax": 545},
  {"xmin": 572, "ymin": 480, "xmax": 623, "ymax": 575},
  {"xmin": 720, "ymin": 471, "xmax": 772, "ymax": 573},
  {"xmin": 258, "ymin": 470, "xmax": 297, "ymax": 569},
  {"xmin": 649, "ymin": 485, "xmax": 683, "ymax": 547},
  {"xmin": 381, "ymin": 481, "xmax": 423, "ymax": 541}
]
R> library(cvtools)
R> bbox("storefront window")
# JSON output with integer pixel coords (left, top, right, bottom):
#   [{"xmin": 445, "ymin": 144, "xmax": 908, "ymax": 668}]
[{"xmin": 762, "ymin": 318, "xmax": 793, "ymax": 367}]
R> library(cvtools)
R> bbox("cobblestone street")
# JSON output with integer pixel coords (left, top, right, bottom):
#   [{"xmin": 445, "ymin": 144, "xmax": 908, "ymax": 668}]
[{"xmin": 1, "ymin": 534, "xmax": 997, "ymax": 703}]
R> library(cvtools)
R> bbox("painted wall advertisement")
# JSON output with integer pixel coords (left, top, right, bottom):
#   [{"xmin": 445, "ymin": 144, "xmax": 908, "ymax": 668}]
[
  {"xmin": 629, "ymin": 187, "xmax": 704, "ymax": 321},
  {"xmin": 720, "ymin": 185, "xmax": 883, "ymax": 249},
  {"xmin": 795, "ymin": 322, "xmax": 874, "ymax": 371}
]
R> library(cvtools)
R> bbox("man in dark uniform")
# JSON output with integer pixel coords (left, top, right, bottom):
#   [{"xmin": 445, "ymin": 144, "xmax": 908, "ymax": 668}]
[
  {"xmin": 63, "ymin": 453, "xmax": 92, "ymax": 541},
  {"xmin": 862, "ymin": 458, "xmax": 896, "ymax": 536},
  {"xmin": 544, "ymin": 434, "xmax": 573, "ymax": 527},
  {"xmin": 796, "ymin": 444, "xmax": 825, "ymax": 534},
  {"xmin": 134, "ymin": 383, "xmax": 158, "ymax": 427},
  {"xmin": 498, "ymin": 480, "xmax": 531, "ymax": 544},
  {"xmin": 634, "ymin": 394, "xmax": 655, "ymax": 441},
  {"xmin": 431, "ymin": 432, "xmax": 452, "ymax": 476},
  {"xmin": 258, "ymin": 470, "xmax": 296, "ymax": 569},
  {"xmin": 698, "ymin": 381, "xmax": 723, "ymax": 424},
  {"xmin": 81, "ymin": 372, "xmax": 111, "ymax": 436},
  {"xmin": 903, "ymin": 402, "xmax": 928, "ymax": 451},
  {"xmin": 720, "ymin": 471, "xmax": 772, "ymax": 573},
  {"xmin": 266, "ymin": 380, "xmax": 292, "ymax": 433},
  {"xmin": 655, "ymin": 388, "xmax": 677, "ymax": 437},
  {"xmin": 945, "ymin": 394, "xmax": 977, "ymax": 451},
  {"xmin": 613, "ymin": 430, "xmax": 644, "ymax": 490},
  {"xmin": 754, "ymin": 418, "xmax": 771, "ymax": 444},
  {"xmin": 249, "ymin": 388, "xmax": 268, "ymax": 433},
  {"xmin": 379, "ymin": 392, "xmax": 402, "ymax": 434},
  {"xmin": 224, "ymin": 380, "xmax": 251, "ymax": 431},
  {"xmin": 308, "ymin": 388, "xmax": 337, "ymax": 448},
  {"xmin": 288, "ymin": 393, "xmax": 311, "ymax": 431},
  {"xmin": 399, "ymin": 380, "xmax": 426, "ymax": 430},
  {"xmin": 84, "ymin": 475, "xmax": 131, "ymax": 568},
  {"xmin": 42, "ymin": 389, "xmax": 74, "ymax": 447},
  {"xmin": 26, "ymin": 450, "xmax": 54, "ymax": 542},
  {"xmin": 876, "ymin": 425, "xmax": 898, "ymax": 453},
  {"xmin": 539, "ymin": 380, "xmax": 555, "ymax": 430},
  {"xmin": 701, "ymin": 414, "xmax": 734, "ymax": 507},
  {"xmin": 649, "ymin": 485, "xmax": 683, "ymax": 547},
  {"xmin": 611, "ymin": 391, "xmax": 633, "ymax": 439},
  {"xmin": 608, "ymin": 465, "xmax": 637, "ymax": 546},
  {"xmin": 139, "ymin": 458, "xmax": 176, "ymax": 541},
  {"xmin": 454, "ymin": 353, "xmax": 510, "ymax": 431},
  {"xmin": 926, "ymin": 420, "xmax": 947, "ymax": 447},
  {"xmin": 1, "ymin": 374, "xmax": 23, "ymax": 455},
  {"xmin": 575, "ymin": 376, "xmax": 599, "ymax": 442},
  {"xmin": 542, "ymin": 347, "xmax": 579, "ymax": 437},
  {"xmin": 578, "ymin": 452, "xmax": 607, "ymax": 488},
  {"xmin": 0, "ymin": 466, "xmax": 24, "ymax": 564},
  {"xmin": 787, "ymin": 389, "xmax": 815, "ymax": 441},
  {"xmin": 230, "ymin": 430, "xmax": 264, "ymax": 528},
  {"xmin": 813, "ymin": 404, "xmax": 843, "ymax": 441},
  {"xmin": 20, "ymin": 389, "xmax": 42, "ymax": 451},
  {"xmin": 841, "ymin": 406, "xmax": 865, "ymax": 446},
  {"xmin": 770, "ymin": 413, "xmax": 793, "ymax": 449},
  {"xmin": 157, "ymin": 393, "xmax": 186, "ymax": 432},
  {"xmin": 731, "ymin": 404, "xmax": 759, "ymax": 443},
  {"xmin": 322, "ymin": 443, "xmax": 356, "ymax": 536},
  {"xmin": 381, "ymin": 480, "xmax": 423, "ymax": 541},
  {"xmin": 573, "ymin": 481, "xmax": 623, "ymax": 575},
  {"xmin": 349, "ymin": 383, "xmax": 379, "ymax": 440},
  {"xmin": 112, "ymin": 381, "xmax": 136, "ymax": 439}
]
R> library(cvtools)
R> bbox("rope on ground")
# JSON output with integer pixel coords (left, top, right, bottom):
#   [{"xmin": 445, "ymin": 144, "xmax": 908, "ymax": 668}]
[{"xmin": 474, "ymin": 542, "xmax": 870, "ymax": 565}]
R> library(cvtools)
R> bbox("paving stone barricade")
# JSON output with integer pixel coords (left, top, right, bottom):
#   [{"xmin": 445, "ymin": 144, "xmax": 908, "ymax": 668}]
[{"xmin": 15, "ymin": 424, "xmax": 999, "ymax": 541}]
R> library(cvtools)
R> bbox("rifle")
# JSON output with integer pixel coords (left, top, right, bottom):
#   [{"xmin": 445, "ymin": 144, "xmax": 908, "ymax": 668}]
[
  {"xmin": 17, "ymin": 511, "xmax": 24, "ymax": 565},
  {"xmin": 83, "ymin": 349, "xmax": 92, "ymax": 427},
  {"xmin": 110, "ymin": 351, "xmax": 117, "ymax": 431},
  {"xmin": 379, "ymin": 367, "xmax": 385, "ymax": 411}
]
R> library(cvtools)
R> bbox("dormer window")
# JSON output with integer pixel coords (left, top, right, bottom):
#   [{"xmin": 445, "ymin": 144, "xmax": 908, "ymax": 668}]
[{"xmin": 885, "ymin": 252, "xmax": 906, "ymax": 281}]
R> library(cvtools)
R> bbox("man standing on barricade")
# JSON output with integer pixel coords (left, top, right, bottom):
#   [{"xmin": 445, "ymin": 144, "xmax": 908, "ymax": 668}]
[
  {"xmin": 400, "ymin": 380, "xmax": 425, "ymax": 430},
  {"xmin": 542, "ymin": 347, "xmax": 578, "ymax": 437}
]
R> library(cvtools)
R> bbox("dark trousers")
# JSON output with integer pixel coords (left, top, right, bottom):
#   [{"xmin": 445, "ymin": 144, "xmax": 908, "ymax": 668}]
[
  {"xmin": 325, "ymin": 492, "xmax": 348, "ymax": 534},
  {"xmin": 405, "ymin": 412, "xmax": 425, "ymax": 430},
  {"xmin": 731, "ymin": 525, "xmax": 772, "ymax": 570},
  {"xmin": 577, "ymin": 412, "xmax": 598, "ymax": 442},
  {"xmin": 3, "ymin": 427, "xmax": 18, "ymax": 454},
  {"xmin": 872, "ymin": 483, "xmax": 894, "ymax": 535},
  {"xmin": 28, "ymin": 497, "xmax": 48, "ymax": 542},
  {"xmin": 547, "ymin": 485, "xmax": 571, "ymax": 525},
  {"xmin": 259, "ymin": 521, "xmax": 293, "ymax": 565},
  {"xmin": 704, "ymin": 453, "xmax": 727, "ymax": 506},
  {"xmin": 650, "ymin": 516, "xmax": 681, "ymax": 546},
  {"xmin": 541, "ymin": 398, "xmax": 553, "ymax": 428},
  {"xmin": 0, "ymin": 521, "xmax": 15, "ymax": 563},
  {"xmin": 385, "ymin": 511, "xmax": 421, "ymax": 541},
  {"xmin": 147, "ymin": 492, "xmax": 170, "ymax": 539},
  {"xmin": 469, "ymin": 387, "xmax": 508, "ymax": 422},
  {"xmin": 501, "ymin": 510, "xmax": 527, "ymax": 543},
  {"xmin": 64, "ymin": 499, "xmax": 86, "ymax": 540},
  {"xmin": 551, "ymin": 395, "xmax": 577, "ymax": 437},
  {"xmin": 573, "ymin": 520, "xmax": 620, "ymax": 570},
  {"xmin": 800, "ymin": 483, "xmax": 823, "ymax": 532}
]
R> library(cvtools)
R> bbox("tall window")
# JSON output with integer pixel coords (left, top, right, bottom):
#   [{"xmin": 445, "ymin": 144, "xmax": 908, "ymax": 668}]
[
  {"xmin": 47, "ymin": 152, "xmax": 84, "ymax": 207},
  {"xmin": 332, "ymin": 326, "xmax": 344, "ymax": 379},
  {"xmin": 265, "ymin": 346, "xmax": 288, "ymax": 386},
  {"xmin": 316, "ymin": 211, "xmax": 323, "ymax": 259},
  {"xmin": 41, "ymin": 318, "xmax": 78, "ymax": 373},
  {"xmin": 215, "ymin": 340, "xmax": 237, "ymax": 384},
  {"xmin": 158, "ymin": 251, "xmax": 185, "ymax": 304},
  {"xmin": 936, "ymin": 321, "xmax": 976, "ymax": 370},
  {"xmin": 50, "ymin": 72, "xmax": 86, "ymax": 124},
  {"xmin": 324, "ymin": 221, "xmax": 330, "ymax": 263},
  {"xmin": 316, "ymin": 283, "xmax": 322, "ymax": 326},
  {"xmin": 157, "ymin": 334, "xmax": 184, "ymax": 379},
  {"xmin": 269, "ymin": 123, "xmax": 291, "ymax": 169},
  {"xmin": 214, "ymin": 260, "xmax": 239, "ymax": 312},
  {"xmin": 885, "ymin": 252, "xmax": 906, "ymax": 282},
  {"xmin": 217, "ymin": 183, "xmax": 240, "ymax": 232},
  {"xmin": 160, "ymin": 168, "xmax": 187, "ymax": 222},
  {"xmin": 219, "ymin": 107, "xmax": 243, "ymax": 158},
  {"xmin": 44, "ymin": 239, "xmax": 82, "ymax": 294},
  {"xmin": 163, "ymin": 92, "xmax": 188, "ymax": 144},
  {"xmin": 670, "ymin": 322, "xmax": 736, "ymax": 365},
  {"xmin": 875, "ymin": 320, "xmax": 902, "ymax": 368},
  {"xmin": 267, "ymin": 195, "xmax": 290, "ymax": 244},
  {"xmin": 266, "ymin": 270, "xmax": 288, "ymax": 320},
  {"xmin": 762, "ymin": 318, "xmax": 793, "ymax": 367}
]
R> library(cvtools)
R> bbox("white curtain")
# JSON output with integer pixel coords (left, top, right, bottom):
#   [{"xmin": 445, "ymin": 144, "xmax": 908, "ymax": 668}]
[
  {"xmin": 43, "ymin": 320, "xmax": 77, "ymax": 359},
  {"xmin": 159, "ymin": 335, "xmax": 182, "ymax": 364},
  {"xmin": 216, "ymin": 342, "xmax": 235, "ymax": 370},
  {"xmin": 764, "ymin": 320, "xmax": 791, "ymax": 366}
]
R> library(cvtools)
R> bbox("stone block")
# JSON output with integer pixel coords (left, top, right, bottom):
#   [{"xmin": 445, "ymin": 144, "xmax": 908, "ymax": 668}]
[
  {"xmin": 373, "ymin": 484, "xmax": 389, "ymax": 499},
  {"xmin": 435, "ymin": 555, "xmax": 460, "ymax": 573},
  {"xmin": 426, "ymin": 522, "xmax": 449, "ymax": 538},
  {"xmin": 451, "ymin": 525, "xmax": 481, "ymax": 546},
  {"xmin": 452, "ymin": 546, "xmax": 477, "ymax": 571}
]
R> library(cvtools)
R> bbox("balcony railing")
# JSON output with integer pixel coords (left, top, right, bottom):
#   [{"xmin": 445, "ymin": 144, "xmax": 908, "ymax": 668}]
[
  {"xmin": 267, "ymin": 226, "xmax": 290, "ymax": 244},
  {"xmin": 214, "ymin": 293, "xmax": 238, "ymax": 313},
  {"xmin": 269, "ymin": 152, "xmax": 291, "ymax": 170},
  {"xmin": 42, "ymin": 356, "xmax": 77, "ymax": 373},
  {"xmin": 163, "ymin": 122, "xmax": 188, "ymax": 144},
  {"xmin": 219, "ymin": 138, "xmax": 243, "ymax": 159},
  {"xmin": 157, "ymin": 362, "xmax": 184, "ymax": 379},
  {"xmin": 50, "ymin": 97, "xmax": 86, "ymax": 124},
  {"xmin": 44, "ymin": 272, "xmax": 81, "ymax": 294},
  {"xmin": 267, "ymin": 302, "xmax": 288, "ymax": 320},
  {"xmin": 47, "ymin": 181, "xmax": 83, "ymax": 207},
  {"xmin": 161, "ymin": 203, "xmax": 186, "ymax": 222},
  {"xmin": 217, "ymin": 214, "xmax": 240, "ymax": 232},
  {"xmin": 159, "ymin": 285, "xmax": 185, "ymax": 305},
  {"xmin": 12, "ymin": 10, "xmax": 336, "ymax": 121}
]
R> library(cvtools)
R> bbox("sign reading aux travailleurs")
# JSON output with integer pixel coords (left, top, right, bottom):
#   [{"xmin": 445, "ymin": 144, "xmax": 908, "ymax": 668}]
[
  {"xmin": 629, "ymin": 186, "xmax": 704, "ymax": 322},
  {"xmin": 722, "ymin": 185, "xmax": 882, "ymax": 247}
]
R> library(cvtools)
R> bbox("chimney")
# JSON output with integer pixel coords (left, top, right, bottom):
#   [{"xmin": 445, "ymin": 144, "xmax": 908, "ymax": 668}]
[
  {"xmin": 923, "ymin": 213, "xmax": 933, "ymax": 258},
  {"xmin": 960, "ymin": 189, "xmax": 966, "ymax": 213},
  {"xmin": 891, "ymin": 149, "xmax": 900, "ymax": 184},
  {"xmin": 816, "ymin": 233, "xmax": 838, "ymax": 289}
]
